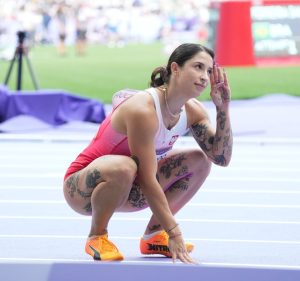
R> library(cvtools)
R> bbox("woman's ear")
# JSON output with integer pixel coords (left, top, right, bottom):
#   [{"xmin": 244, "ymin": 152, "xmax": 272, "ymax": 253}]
[{"xmin": 170, "ymin": 62, "xmax": 179, "ymax": 75}]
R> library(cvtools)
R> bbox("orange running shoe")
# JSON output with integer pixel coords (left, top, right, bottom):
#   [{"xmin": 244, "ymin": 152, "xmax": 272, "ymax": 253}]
[
  {"xmin": 85, "ymin": 234, "xmax": 124, "ymax": 261},
  {"xmin": 140, "ymin": 231, "xmax": 194, "ymax": 257}
]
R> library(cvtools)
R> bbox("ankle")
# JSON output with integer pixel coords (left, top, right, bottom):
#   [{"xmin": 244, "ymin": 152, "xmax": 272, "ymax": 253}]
[
  {"xmin": 88, "ymin": 229, "xmax": 108, "ymax": 238},
  {"xmin": 143, "ymin": 230, "xmax": 162, "ymax": 240}
]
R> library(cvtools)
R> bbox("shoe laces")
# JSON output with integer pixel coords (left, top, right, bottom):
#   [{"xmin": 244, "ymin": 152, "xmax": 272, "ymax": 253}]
[{"xmin": 101, "ymin": 236, "xmax": 119, "ymax": 253}]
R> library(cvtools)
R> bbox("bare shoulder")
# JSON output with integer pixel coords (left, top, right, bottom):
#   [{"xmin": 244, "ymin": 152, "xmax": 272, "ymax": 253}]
[
  {"xmin": 185, "ymin": 98, "xmax": 210, "ymax": 126},
  {"xmin": 122, "ymin": 91, "xmax": 155, "ymax": 116},
  {"xmin": 117, "ymin": 91, "xmax": 158, "ymax": 135}
]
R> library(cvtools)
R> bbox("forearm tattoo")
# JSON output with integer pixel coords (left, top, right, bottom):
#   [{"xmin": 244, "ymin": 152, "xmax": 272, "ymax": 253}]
[
  {"xmin": 217, "ymin": 110, "xmax": 226, "ymax": 130},
  {"xmin": 192, "ymin": 109, "xmax": 232, "ymax": 166},
  {"xmin": 191, "ymin": 123, "xmax": 213, "ymax": 152}
]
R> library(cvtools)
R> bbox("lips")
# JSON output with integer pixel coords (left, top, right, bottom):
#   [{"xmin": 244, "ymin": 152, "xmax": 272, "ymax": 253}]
[{"xmin": 195, "ymin": 83, "xmax": 206, "ymax": 91}]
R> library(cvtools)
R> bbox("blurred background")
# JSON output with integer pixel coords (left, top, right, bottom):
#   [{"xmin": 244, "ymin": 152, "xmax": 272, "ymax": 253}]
[{"xmin": 0, "ymin": 0, "xmax": 299, "ymax": 103}]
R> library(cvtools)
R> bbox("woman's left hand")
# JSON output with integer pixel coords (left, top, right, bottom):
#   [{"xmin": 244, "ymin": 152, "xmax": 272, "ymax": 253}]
[{"xmin": 210, "ymin": 63, "xmax": 231, "ymax": 108}]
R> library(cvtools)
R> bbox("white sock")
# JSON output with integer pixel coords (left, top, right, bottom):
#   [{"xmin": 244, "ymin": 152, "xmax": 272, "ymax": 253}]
[{"xmin": 142, "ymin": 230, "xmax": 162, "ymax": 240}]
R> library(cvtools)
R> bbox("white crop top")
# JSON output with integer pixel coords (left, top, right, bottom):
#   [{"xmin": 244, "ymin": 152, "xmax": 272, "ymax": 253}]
[{"xmin": 146, "ymin": 88, "xmax": 189, "ymax": 160}]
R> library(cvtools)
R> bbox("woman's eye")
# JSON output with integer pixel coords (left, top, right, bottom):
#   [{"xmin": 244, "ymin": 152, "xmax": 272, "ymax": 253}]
[{"xmin": 208, "ymin": 69, "xmax": 212, "ymax": 75}]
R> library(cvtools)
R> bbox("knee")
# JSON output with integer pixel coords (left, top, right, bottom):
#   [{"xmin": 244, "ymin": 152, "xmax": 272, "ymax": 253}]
[
  {"xmin": 109, "ymin": 156, "xmax": 137, "ymax": 186},
  {"xmin": 189, "ymin": 150, "xmax": 212, "ymax": 177}
]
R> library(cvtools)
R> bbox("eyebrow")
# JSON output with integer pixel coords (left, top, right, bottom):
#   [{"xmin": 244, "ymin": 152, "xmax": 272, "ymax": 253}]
[{"xmin": 194, "ymin": 61, "xmax": 213, "ymax": 69}]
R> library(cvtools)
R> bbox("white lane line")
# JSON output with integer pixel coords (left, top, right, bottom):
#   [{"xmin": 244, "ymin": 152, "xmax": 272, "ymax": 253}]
[
  {"xmin": 0, "ymin": 200, "xmax": 65, "ymax": 204},
  {"xmin": 201, "ymin": 262, "xmax": 300, "ymax": 270},
  {"xmin": 1, "ymin": 186, "xmax": 300, "ymax": 195},
  {"xmin": 1, "ymin": 174, "xmax": 299, "ymax": 183},
  {"xmin": 213, "ymin": 167, "xmax": 300, "ymax": 172},
  {"xmin": 2, "ymin": 164, "xmax": 300, "ymax": 173},
  {"xmin": 0, "ymin": 257, "xmax": 299, "ymax": 269},
  {"xmin": 204, "ymin": 190, "xmax": 300, "ymax": 195},
  {"xmin": 1, "ymin": 200, "xmax": 300, "ymax": 209},
  {"xmin": 210, "ymin": 177, "xmax": 300, "ymax": 183},
  {"xmin": 0, "ymin": 173, "xmax": 63, "ymax": 178},
  {"xmin": 0, "ymin": 215, "xmax": 299, "ymax": 224},
  {"xmin": 0, "ymin": 234, "xmax": 300, "ymax": 245},
  {"xmin": 0, "ymin": 186, "xmax": 60, "ymax": 190},
  {"xmin": 188, "ymin": 203, "xmax": 300, "ymax": 209}
]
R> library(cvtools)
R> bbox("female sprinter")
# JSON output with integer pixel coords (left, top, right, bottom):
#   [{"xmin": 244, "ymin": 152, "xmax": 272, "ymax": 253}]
[{"xmin": 63, "ymin": 43, "xmax": 233, "ymax": 264}]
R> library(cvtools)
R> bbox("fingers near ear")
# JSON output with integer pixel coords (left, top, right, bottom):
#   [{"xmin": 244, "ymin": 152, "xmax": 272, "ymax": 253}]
[
  {"xmin": 217, "ymin": 67, "xmax": 223, "ymax": 83},
  {"xmin": 223, "ymin": 68, "xmax": 228, "ymax": 86},
  {"xmin": 210, "ymin": 64, "xmax": 216, "ymax": 85}
]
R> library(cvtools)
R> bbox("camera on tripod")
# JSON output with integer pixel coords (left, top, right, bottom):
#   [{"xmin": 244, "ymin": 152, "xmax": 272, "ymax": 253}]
[
  {"xmin": 3, "ymin": 30, "xmax": 39, "ymax": 91},
  {"xmin": 17, "ymin": 31, "xmax": 26, "ymax": 44}
]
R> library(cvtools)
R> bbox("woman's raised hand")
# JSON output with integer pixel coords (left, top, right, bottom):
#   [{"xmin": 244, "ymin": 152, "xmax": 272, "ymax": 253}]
[{"xmin": 210, "ymin": 63, "xmax": 231, "ymax": 108}]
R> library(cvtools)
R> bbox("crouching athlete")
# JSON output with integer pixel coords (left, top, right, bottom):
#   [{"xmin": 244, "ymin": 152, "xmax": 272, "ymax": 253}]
[{"xmin": 63, "ymin": 43, "xmax": 233, "ymax": 263}]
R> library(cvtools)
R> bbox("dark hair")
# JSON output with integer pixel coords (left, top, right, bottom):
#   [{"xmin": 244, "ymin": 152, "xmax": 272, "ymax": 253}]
[{"xmin": 150, "ymin": 43, "xmax": 214, "ymax": 87}]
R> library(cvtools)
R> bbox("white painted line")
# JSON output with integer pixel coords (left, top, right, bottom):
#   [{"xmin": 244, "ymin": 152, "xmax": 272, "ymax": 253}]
[
  {"xmin": 0, "ymin": 257, "xmax": 94, "ymax": 263},
  {"xmin": 209, "ymin": 177, "xmax": 300, "ymax": 183},
  {"xmin": 200, "ymin": 262, "xmax": 300, "ymax": 270},
  {"xmin": 1, "ymin": 186, "xmax": 300, "ymax": 195},
  {"xmin": 0, "ymin": 257, "xmax": 299, "ymax": 269},
  {"xmin": 203, "ymin": 190, "xmax": 300, "ymax": 195},
  {"xmin": 188, "ymin": 203, "xmax": 300, "ymax": 209},
  {"xmin": 213, "ymin": 167, "xmax": 300, "ymax": 172},
  {"xmin": 1, "ymin": 134, "xmax": 300, "ymax": 144},
  {"xmin": 1, "ymin": 234, "xmax": 300, "ymax": 245},
  {"xmin": 1, "ymin": 174, "xmax": 299, "ymax": 183},
  {"xmin": 0, "ymin": 215, "xmax": 299, "ymax": 224},
  {"xmin": 0, "ymin": 186, "xmax": 60, "ymax": 190},
  {"xmin": 0, "ymin": 173, "xmax": 63, "ymax": 178},
  {"xmin": 0, "ymin": 200, "xmax": 65, "ymax": 204},
  {"xmin": 0, "ymin": 164, "xmax": 66, "ymax": 169},
  {"xmin": 1, "ymin": 200, "xmax": 300, "ymax": 209},
  {"xmin": 2, "ymin": 164, "xmax": 300, "ymax": 173}
]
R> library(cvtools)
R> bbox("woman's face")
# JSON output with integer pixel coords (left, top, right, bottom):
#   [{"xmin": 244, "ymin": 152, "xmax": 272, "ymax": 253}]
[{"xmin": 174, "ymin": 51, "xmax": 213, "ymax": 97}]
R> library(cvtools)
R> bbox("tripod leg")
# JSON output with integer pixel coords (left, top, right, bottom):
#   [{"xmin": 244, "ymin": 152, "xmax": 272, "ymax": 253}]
[
  {"xmin": 3, "ymin": 53, "xmax": 17, "ymax": 86},
  {"xmin": 17, "ymin": 52, "xmax": 23, "ymax": 90},
  {"xmin": 25, "ymin": 54, "xmax": 40, "ymax": 90}
]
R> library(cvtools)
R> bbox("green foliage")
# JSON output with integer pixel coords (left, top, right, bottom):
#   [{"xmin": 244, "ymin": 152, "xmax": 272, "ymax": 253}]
[{"xmin": 1, "ymin": 43, "xmax": 299, "ymax": 103}]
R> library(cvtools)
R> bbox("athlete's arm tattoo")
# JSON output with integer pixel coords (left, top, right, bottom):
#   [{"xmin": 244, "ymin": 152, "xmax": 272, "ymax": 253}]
[{"xmin": 191, "ymin": 108, "xmax": 232, "ymax": 166}]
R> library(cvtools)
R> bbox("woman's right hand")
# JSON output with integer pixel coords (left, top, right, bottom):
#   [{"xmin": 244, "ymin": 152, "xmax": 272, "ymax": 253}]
[{"xmin": 168, "ymin": 233, "xmax": 197, "ymax": 264}]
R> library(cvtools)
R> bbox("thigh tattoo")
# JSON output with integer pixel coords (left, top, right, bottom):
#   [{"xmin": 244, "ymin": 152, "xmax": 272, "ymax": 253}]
[
  {"xmin": 128, "ymin": 182, "xmax": 147, "ymax": 209},
  {"xmin": 159, "ymin": 153, "xmax": 187, "ymax": 179},
  {"xmin": 66, "ymin": 172, "xmax": 80, "ymax": 198},
  {"xmin": 66, "ymin": 168, "xmax": 102, "ymax": 214},
  {"xmin": 169, "ymin": 176, "xmax": 190, "ymax": 193}
]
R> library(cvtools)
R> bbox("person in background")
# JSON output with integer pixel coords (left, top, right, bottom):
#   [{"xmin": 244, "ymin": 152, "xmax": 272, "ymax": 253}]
[
  {"xmin": 63, "ymin": 43, "xmax": 233, "ymax": 263},
  {"xmin": 55, "ymin": 4, "xmax": 67, "ymax": 56},
  {"xmin": 75, "ymin": 3, "xmax": 88, "ymax": 55}
]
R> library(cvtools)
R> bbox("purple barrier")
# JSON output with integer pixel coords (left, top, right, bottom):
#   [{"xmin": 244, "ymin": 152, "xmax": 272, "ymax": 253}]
[{"xmin": 0, "ymin": 85, "xmax": 105, "ymax": 126}]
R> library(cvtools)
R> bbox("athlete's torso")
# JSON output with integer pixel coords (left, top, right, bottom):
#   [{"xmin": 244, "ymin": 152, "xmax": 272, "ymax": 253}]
[{"xmin": 64, "ymin": 88, "xmax": 189, "ymax": 180}]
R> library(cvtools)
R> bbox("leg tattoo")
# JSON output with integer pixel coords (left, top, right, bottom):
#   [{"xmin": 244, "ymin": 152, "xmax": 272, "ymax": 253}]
[
  {"xmin": 159, "ymin": 154, "xmax": 187, "ymax": 179},
  {"xmin": 66, "ymin": 172, "xmax": 80, "ymax": 198},
  {"xmin": 86, "ymin": 169, "xmax": 101, "ymax": 189},
  {"xmin": 128, "ymin": 182, "xmax": 147, "ymax": 209}
]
